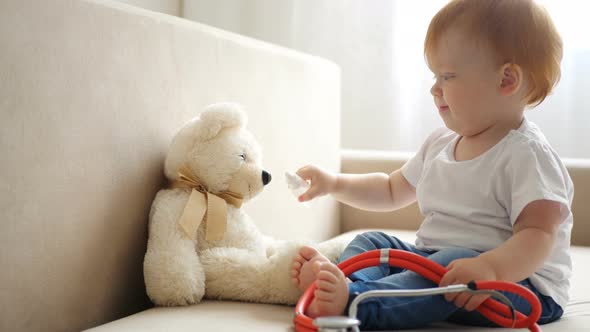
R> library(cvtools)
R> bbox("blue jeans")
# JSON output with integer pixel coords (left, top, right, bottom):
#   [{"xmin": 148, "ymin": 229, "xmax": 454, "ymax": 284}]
[{"xmin": 338, "ymin": 231, "xmax": 563, "ymax": 330}]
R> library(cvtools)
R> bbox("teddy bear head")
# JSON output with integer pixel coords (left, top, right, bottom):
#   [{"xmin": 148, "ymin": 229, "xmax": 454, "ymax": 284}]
[{"xmin": 164, "ymin": 103, "xmax": 271, "ymax": 202}]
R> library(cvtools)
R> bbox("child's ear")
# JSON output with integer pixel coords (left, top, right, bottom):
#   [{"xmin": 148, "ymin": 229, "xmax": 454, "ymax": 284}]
[{"xmin": 499, "ymin": 63, "xmax": 523, "ymax": 96}]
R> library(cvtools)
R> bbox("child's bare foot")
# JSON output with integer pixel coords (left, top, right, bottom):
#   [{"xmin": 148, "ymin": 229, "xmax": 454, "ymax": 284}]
[
  {"xmin": 306, "ymin": 261, "xmax": 349, "ymax": 318},
  {"xmin": 291, "ymin": 246, "xmax": 331, "ymax": 292}
]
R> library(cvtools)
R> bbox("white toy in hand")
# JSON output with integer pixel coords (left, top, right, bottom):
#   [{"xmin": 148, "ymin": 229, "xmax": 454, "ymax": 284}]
[{"xmin": 285, "ymin": 171, "xmax": 310, "ymax": 205}]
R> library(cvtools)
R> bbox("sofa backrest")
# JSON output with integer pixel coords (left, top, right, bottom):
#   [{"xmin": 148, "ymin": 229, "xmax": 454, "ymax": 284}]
[
  {"xmin": 341, "ymin": 150, "xmax": 590, "ymax": 247},
  {"xmin": 0, "ymin": 1, "xmax": 340, "ymax": 331}
]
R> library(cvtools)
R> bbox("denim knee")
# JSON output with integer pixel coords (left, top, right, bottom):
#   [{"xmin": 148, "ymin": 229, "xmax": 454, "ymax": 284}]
[
  {"xmin": 341, "ymin": 232, "xmax": 397, "ymax": 263},
  {"xmin": 353, "ymin": 231, "xmax": 391, "ymax": 244},
  {"xmin": 427, "ymin": 247, "xmax": 481, "ymax": 267}
]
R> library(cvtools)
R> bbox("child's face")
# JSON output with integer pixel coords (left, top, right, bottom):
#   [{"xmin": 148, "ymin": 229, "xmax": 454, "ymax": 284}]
[{"xmin": 428, "ymin": 28, "xmax": 508, "ymax": 137}]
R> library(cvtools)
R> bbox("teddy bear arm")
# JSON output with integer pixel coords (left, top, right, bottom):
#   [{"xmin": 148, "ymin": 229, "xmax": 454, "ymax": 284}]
[{"xmin": 144, "ymin": 190, "xmax": 206, "ymax": 306}]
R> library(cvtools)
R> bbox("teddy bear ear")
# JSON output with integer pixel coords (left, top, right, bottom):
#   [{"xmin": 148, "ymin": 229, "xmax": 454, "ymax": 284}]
[
  {"xmin": 164, "ymin": 116, "xmax": 201, "ymax": 180},
  {"xmin": 195, "ymin": 102, "xmax": 248, "ymax": 141},
  {"xmin": 163, "ymin": 102, "xmax": 248, "ymax": 180}
]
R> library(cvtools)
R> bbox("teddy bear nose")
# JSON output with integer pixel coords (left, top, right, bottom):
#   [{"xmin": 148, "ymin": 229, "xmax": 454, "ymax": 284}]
[{"xmin": 262, "ymin": 170, "xmax": 272, "ymax": 186}]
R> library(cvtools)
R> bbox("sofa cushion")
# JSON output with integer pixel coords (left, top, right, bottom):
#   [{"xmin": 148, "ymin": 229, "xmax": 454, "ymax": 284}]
[
  {"xmin": 0, "ymin": 0, "xmax": 341, "ymax": 330},
  {"xmin": 86, "ymin": 301, "xmax": 293, "ymax": 332},
  {"xmin": 87, "ymin": 230, "xmax": 590, "ymax": 331}
]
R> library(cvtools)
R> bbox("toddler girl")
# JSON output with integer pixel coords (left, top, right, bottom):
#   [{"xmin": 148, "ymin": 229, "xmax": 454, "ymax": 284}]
[{"xmin": 291, "ymin": 0, "xmax": 573, "ymax": 329}]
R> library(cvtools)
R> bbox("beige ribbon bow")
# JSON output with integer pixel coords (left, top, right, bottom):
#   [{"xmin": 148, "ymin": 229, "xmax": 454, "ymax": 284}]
[{"xmin": 170, "ymin": 164, "xmax": 243, "ymax": 241}]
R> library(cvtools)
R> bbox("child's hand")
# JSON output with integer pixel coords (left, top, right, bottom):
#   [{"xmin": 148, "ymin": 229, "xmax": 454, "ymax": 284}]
[
  {"xmin": 295, "ymin": 165, "xmax": 338, "ymax": 202},
  {"xmin": 439, "ymin": 256, "xmax": 498, "ymax": 311}
]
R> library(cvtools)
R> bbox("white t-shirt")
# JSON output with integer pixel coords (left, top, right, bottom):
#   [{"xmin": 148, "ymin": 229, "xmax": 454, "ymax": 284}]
[{"xmin": 401, "ymin": 118, "xmax": 574, "ymax": 308}]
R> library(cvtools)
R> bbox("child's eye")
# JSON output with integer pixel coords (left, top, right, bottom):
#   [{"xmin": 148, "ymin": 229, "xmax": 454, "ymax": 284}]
[
  {"xmin": 433, "ymin": 74, "xmax": 454, "ymax": 81},
  {"xmin": 239, "ymin": 153, "xmax": 247, "ymax": 161}
]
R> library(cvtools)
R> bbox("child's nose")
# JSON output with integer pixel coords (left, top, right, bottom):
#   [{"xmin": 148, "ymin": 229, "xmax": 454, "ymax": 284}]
[{"xmin": 430, "ymin": 83, "xmax": 442, "ymax": 97}]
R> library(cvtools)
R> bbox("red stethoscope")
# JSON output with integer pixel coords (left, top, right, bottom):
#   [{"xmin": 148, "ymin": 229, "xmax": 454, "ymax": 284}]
[{"xmin": 294, "ymin": 249, "xmax": 542, "ymax": 332}]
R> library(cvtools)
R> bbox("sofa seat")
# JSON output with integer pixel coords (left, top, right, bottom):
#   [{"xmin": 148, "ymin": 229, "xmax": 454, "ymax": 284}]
[{"xmin": 87, "ymin": 230, "xmax": 590, "ymax": 332}]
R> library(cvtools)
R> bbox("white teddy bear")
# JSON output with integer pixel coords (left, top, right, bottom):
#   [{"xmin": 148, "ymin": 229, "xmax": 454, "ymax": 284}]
[{"xmin": 143, "ymin": 102, "xmax": 345, "ymax": 306}]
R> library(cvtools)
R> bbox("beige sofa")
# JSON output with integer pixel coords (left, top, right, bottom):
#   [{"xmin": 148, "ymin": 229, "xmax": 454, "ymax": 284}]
[{"xmin": 1, "ymin": 1, "xmax": 588, "ymax": 331}]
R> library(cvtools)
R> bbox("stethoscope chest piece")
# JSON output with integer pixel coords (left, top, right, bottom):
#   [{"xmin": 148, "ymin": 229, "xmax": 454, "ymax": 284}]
[{"xmin": 314, "ymin": 316, "xmax": 360, "ymax": 332}]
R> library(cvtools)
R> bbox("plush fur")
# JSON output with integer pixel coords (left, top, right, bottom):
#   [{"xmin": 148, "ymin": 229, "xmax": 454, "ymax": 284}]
[{"xmin": 143, "ymin": 102, "xmax": 345, "ymax": 306}]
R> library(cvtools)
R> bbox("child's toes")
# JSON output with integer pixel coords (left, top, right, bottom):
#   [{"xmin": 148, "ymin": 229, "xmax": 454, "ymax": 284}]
[
  {"xmin": 317, "ymin": 270, "xmax": 338, "ymax": 286},
  {"xmin": 318, "ymin": 261, "xmax": 344, "ymax": 277},
  {"xmin": 293, "ymin": 254, "xmax": 306, "ymax": 265},
  {"xmin": 299, "ymin": 246, "xmax": 319, "ymax": 260},
  {"xmin": 314, "ymin": 289, "xmax": 335, "ymax": 301},
  {"xmin": 317, "ymin": 279, "xmax": 337, "ymax": 293},
  {"xmin": 291, "ymin": 263, "xmax": 300, "ymax": 277},
  {"xmin": 317, "ymin": 266, "xmax": 343, "ymax": 285},
  {"xmin": 311, "ymin": 260, "xmax": 324, "ymax": 274}
]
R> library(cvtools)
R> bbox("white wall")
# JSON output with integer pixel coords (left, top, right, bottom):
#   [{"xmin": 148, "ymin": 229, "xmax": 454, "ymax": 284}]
[
  {"xmin": 113, "ymin": 0, "xmax": 590, "ymax": 158},
  {"xmin": 116, "ymin": 0, "xmax": 399, "ymax": 150},
  {"xmin": 183, "ymin": 0, "xmax": 398, "ymax": 151}
]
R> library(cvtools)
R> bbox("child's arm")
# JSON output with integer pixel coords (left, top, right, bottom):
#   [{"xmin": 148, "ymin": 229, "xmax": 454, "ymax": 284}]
[
  {"xmin": 297, "ymin": 165, "xmax": 416, "ymax": 212},
  {"xmin": 480, "ymin": 199, "xmax": 561, "ymax": 282},
  {"xmin": 332, "ymin": 169, "xmax": 417, "ymax": 212},
  {"xmin": 439, "ymin": 199, "xmax": 561, "ymax": 311}
]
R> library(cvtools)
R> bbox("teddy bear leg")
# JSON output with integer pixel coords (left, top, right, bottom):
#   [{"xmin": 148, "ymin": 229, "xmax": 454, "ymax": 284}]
[{"xmin": 201, "ymin": 243, "xmax": 304, "ymax": 305}]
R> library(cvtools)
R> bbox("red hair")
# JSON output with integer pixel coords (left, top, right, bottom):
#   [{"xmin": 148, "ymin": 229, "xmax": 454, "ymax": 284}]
[{"xmin": 424, "ymin": 0, "xmax": 562, "ymax": 106}]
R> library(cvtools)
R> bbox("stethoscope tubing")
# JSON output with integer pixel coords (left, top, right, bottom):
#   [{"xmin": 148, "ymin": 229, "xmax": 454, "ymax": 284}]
[{"xmin": 294, "ymin": 249, "xmax": 542, "ymax": 332}]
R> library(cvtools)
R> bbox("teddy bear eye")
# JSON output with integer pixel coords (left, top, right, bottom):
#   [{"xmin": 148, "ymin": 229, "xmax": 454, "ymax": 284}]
[{"xmin": 239, "ymin": 153, "xmax": 247, "ymax": 161}]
